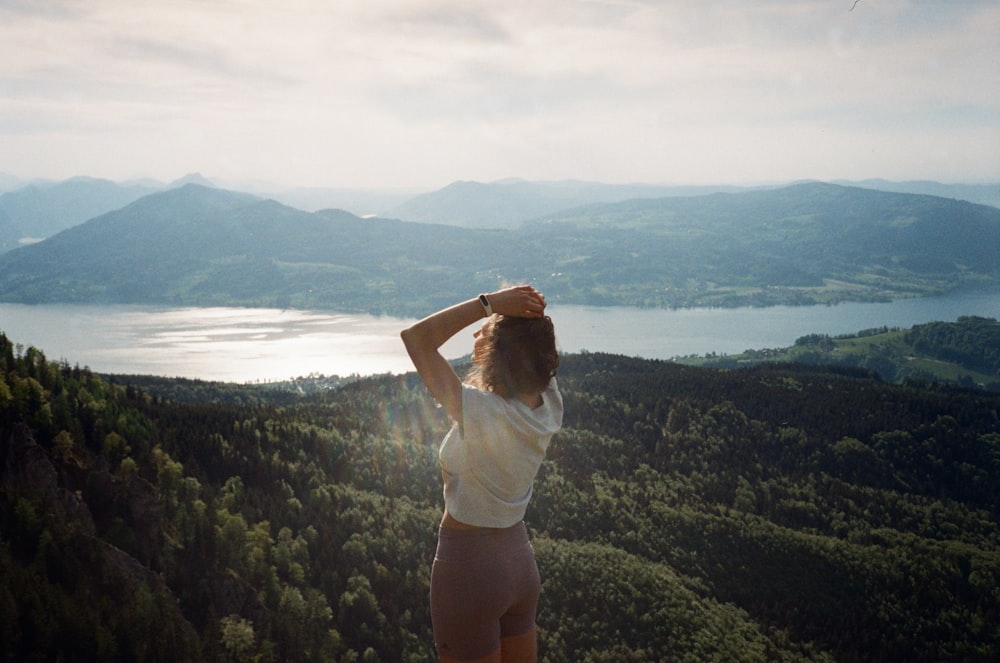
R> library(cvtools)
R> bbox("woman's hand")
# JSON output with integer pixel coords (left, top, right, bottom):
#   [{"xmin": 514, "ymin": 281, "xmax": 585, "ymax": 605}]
[
  {"xmin": 400, "ymin": 286, "xmax": 546, "ymax": 423},
  {"xmin": 486, "ymin": 285, "xmax": 547, "ymax": 318}
]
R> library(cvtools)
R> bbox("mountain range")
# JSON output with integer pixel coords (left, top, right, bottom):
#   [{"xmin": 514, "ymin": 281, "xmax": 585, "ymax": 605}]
[
  {"xmin": 0, "ymin": 180, "xmax": 997, "ymax": 315},
  {"xmin": 0, "ymin": 176, "xmax": 758, "ymax": 247},
  {"xmin": 378, "ymin": 179, "xmax": 755, "ymax": 228},
  {"xmin": 0, "ymin": 177, "xmax": 157, "ymax": 252},
  {"xmin": 2, "ymin": 173, "xmax": 998, "ymax": 251},
  {"xmin": 0, "ymin": 173, "xmax": 223, "ymax": 253}
]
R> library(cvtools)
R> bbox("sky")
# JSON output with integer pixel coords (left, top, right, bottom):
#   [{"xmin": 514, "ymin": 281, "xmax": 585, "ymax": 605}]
[{"xmin": 1, "ymin": 0, "xmax": 998, "ymax": 191}]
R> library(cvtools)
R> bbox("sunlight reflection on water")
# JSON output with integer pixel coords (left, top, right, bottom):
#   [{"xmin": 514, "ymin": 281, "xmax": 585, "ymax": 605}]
[{"xmin": 1, "ymin": 288, "xmax": 998, "ymax": 382}]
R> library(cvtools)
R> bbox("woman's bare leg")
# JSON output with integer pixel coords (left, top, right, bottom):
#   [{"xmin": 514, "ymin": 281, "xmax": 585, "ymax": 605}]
[
  {"xmin": 500, "ymin": 629, "xmax": 537, "ymax": 663},
  {"xmin": 437, "ymin": 629, "xmax": 535, "ymax": 663},
  {"xmin": 439, "ymin": 649, "xmax": 501, "ymax": 663}
]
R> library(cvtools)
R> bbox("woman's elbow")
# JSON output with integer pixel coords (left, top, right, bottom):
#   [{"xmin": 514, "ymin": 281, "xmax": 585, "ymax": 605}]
[
  {"xmin": 400, "ymin": 327, "xmax": 422, "ymax": 358},
  {"xmin": 400, "ymin": 327, "xmax": 415, "ymax": 350}
]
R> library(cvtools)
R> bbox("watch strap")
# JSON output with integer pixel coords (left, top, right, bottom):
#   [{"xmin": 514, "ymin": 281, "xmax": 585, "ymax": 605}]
[{"xmin": 478, "ymin": 294, "xmax": 493, "ymax": 317}]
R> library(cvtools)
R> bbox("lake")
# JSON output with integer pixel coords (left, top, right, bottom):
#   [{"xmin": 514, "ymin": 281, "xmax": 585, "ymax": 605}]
[{"xmin": 1, "ymin": 288, "xmax": 998, "ymax": 382}]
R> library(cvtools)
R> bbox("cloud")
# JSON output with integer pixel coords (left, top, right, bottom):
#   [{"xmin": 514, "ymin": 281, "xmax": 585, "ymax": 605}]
[
  {"xmin": 387, "ymin": 2, "xmax": 512, "ymax": 42},
  {"xmin": 107, "ymin": 36, "xmax": 297, "ymax": 88},
  {"xmin": 0, "ymin": 0, "xmax": 997, "ymax": 187}
]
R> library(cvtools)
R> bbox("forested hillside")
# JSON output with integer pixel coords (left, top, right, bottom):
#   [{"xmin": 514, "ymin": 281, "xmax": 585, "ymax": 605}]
[
  {"xmin": 689, "ymin": 316, "xmax": 1000, "ymax": 391},
  {"xmin": 2, "ymin": 331, "xmax": 998, "ymax": 661},
  {"xmin": 526, "ymin": 182, "xmax": 1000, "ymax": 308},
  {"xmin": 0, "ymin": 182, "xmax": 997, "ymax": 314}
]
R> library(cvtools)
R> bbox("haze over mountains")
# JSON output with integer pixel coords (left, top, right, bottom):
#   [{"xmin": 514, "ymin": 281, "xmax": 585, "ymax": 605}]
[
  {"xmin": 2, "ymin": 173, "xmax": 999, "ymax": 247},
  {"xmin": 0, "ymin": 173, "xmax": 215, "ymax": 253},
  {"xmin": 0, "ymin": 177, "xmax": 157, "ymax": 252},
  {"xmin": 0, "ymin": 178, "xmax": 997, "ymax": 316},
  {"xmin": 378, "ymin": 180, "xmax": 755, "ymax": 228}
]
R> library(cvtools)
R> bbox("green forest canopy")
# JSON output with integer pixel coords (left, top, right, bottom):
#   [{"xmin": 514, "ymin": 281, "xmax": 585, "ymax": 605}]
[
  {"xmin": 1, "ymin": 331, "xmax": 998, "ymax": 661},
  {"xmin": 686, "ymin": 316, "xmax": 1000, "ymax": 392}
]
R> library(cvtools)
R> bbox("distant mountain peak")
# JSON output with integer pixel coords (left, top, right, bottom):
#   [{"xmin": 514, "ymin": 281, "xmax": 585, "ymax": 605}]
[
  {"xmin": 134, "ymin": 182, "xmax": 260, "ymax": 210},
  {"xmin": 168, "ymin": 173, "xmax": 216, "ymax": 189}
]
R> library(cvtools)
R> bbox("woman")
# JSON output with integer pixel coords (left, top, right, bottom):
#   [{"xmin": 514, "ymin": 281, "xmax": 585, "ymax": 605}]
[{"xmin": 401, "ymin": 285, "xmax": 563, "ymax": 663}]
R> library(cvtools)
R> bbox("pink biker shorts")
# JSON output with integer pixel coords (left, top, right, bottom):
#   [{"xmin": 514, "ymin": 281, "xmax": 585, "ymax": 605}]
[{"xmin": 430, "ymin": 521, "xmax": 541, "ymax": 661}]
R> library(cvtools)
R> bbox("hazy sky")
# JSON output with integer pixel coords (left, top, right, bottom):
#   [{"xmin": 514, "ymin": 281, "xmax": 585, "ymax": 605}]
[{"xmin": 2, "ymin": 0, "xmax": 998, "ymax": 190}]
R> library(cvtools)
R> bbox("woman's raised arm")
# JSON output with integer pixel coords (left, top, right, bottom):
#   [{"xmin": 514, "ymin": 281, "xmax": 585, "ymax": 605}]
[{"xmin": 400, "ymin": 286, "xmax": 547, "ymax": 422}]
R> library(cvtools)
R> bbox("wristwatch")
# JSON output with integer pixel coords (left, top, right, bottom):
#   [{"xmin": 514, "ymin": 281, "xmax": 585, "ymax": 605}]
[{"xmin": 478, "ymin": 294, "xmax": 493, "ymax": 317}]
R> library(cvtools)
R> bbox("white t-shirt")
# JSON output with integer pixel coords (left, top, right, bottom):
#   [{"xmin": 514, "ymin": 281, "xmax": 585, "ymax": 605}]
[{"xmin": 439, "ymin": 378, "xmax": 563, "ymax": 528}]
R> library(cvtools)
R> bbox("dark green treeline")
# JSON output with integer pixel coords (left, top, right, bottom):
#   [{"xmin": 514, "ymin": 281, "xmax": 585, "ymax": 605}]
[{"xmin": 1, "ymin": 333, "xmax": 998, "ymax": 661}]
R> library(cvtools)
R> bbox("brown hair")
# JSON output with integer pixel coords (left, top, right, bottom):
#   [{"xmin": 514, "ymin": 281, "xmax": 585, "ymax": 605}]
[{"xmin": 466, "ymin": 314, "xmax": 559, "ymax": 398}]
